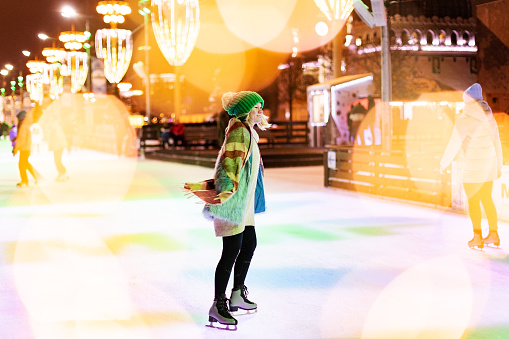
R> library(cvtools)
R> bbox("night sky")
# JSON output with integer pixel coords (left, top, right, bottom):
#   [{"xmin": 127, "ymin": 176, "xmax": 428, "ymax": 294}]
[{"xmin": 0, "ymin": 0, "xmax": 142, "ymax": 83}]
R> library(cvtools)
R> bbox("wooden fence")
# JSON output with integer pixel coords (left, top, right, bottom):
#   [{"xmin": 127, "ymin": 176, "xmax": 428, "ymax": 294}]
[{"xmin": 324, "ymin": 146, "xmax": 451, "ymax": 207}]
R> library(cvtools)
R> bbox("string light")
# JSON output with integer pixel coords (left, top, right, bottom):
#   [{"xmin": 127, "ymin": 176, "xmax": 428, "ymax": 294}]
[
  {"xmin": 151, "ymin": 0, "xmax": 200, "ymax": 67},
  {"xmin": 95, "ymin": 1, "xmax": 133, "ymax": 84},
  {"xmin": 95, "ymin": 29, "xmax": 133, "ymax": 83}
]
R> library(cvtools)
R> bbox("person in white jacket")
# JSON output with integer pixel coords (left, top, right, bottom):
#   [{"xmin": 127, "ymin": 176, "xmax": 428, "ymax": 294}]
[{"xmin": 440, "ymin": 83, "xmax": 503, "ymax": 249}]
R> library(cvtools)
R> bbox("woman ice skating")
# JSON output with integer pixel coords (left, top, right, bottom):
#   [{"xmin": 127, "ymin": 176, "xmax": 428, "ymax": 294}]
[
  {"xmin": 185, "ymin": 91, "xmax": 269, "ymax": 331},
  {"xmin": 440, "ymin": 83, "xmax": 503, "ymax": 249},
  {"xmin": 13, "ymin": 109, "xmax": 43, "ymax": 187}
]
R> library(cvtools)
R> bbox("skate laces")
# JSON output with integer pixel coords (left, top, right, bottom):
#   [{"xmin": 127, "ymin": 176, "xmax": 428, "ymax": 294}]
[
  {"xmin": 241, "ymin": 285, "xmax": 249, "ymax": 297},
  {"xmin": 240, "ymin": 285, "xmax": 253, "ymax": 302},
  {"xmin": 216, "ymin": 296, "xmax": 231, "ymax": 315}
]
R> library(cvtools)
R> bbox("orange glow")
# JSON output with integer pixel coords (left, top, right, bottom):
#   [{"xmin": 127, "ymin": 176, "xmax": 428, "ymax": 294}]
[
  {"xmin": 182, "ymin": 47, "xmax": 286, "ymax": 93},
  {"xmin": 195, "ymin": 0, "xmax": 344, "ymax": 54},
  {"xmin": 195, "ymin": 0, "xmax": 256, "ymax": 54},
  {"xmin": 217, "ymin": 0, "xmax": 297, "ymax": 48},
  {"xmin": 258, "ymin": 0, "xmax": 345, "ymax": 53}
]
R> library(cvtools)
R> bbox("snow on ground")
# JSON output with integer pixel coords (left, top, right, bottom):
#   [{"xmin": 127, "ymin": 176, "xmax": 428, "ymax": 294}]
[{"xmin": 0, "ymin": 139, "xmax": 508, "ymax": 339}]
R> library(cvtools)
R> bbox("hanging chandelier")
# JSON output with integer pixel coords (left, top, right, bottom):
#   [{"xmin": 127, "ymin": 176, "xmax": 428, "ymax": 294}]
[
  {"xmin": 314, "ymin": 0, "xmax": 354, "ymax": 21},
  {"xmin": 59, "ymin": 30, "xmax": 87, "ymax": 50},
  {"xmin": 96, "ymin": 1, "xmax": 131, "ymax": 27},
  {"xmin": 42, "ymin": 46, "xmax": 67, "ymax": 64},
  {"xmin": 26, "ymin": 73, "xmax": 44, "ymax": 103},
  {"xmin": 41, "ymin": 46, "xmax": 66, "ymax": 98},
  {"xmin": 62, "ymin": 51, "xmax": 88, "ymax": 93},
  {"xmin": 95, "ymin": 1, "xmax": 133, "ymax": 84},
  {"xmin": 59, "ymin": 27, "xmax": 89, "ymax": 93},
  {"xmin": 42, "ymin": 63, "xmax": 63, "ymax": 99},
  {"xmin": 151, "ymin": 0, "xmax": 200, "ymax": 67},
  {"xmin": 95, "ymin": 28, "xmax": 133, "ymax": 83},
  {"xmin": 26, "ymin": 59, "xmax": 47, "ymax": 74}
]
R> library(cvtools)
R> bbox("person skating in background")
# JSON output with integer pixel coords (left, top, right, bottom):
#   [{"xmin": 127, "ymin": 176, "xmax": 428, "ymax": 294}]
[
  {"xmin": 170, "ymin": 118, "xmax": 186, "ymax": 148},
  {"xmin": 185, "ymin": 91, "xmax": 269, "ymax": 330},
  {"xmin": 47, "ymin": 117, "xmax": 69, "ymax": 181},
  {"xmin": 1, "ymin": 121, "xmax": 10, "ymax": 140},
  {"xmin": 440, "ymin": 83, "xmax": 503, "ymax": 249},
  {"xmin": 12, "ymin": 110, "xmax": 43, "ymax": 187},
  {"xmin": 9, "ymin": 123, "xmax": 17, "ymax": 148},
  {"xmin": 30, "ymin": 121, "xmax": 43, "ymax": 153}
]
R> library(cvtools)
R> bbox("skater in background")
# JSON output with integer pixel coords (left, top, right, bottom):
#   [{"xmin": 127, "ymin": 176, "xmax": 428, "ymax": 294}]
[
  {"xmin": 13, "ymin": 110, "xmax": 43, "ymax": 187},
  {"xmin": 46, "ymin": 117, "xmax": 69, "ymax": 181},
  {"xmin": 30, "ymin": 121, "xmax": 43, "ymax": 153},
  {"xmin": 185, "ymin": 91, "xmax": 269, "ymax": 330},
  {"xmin": 9, "ymin": 122, "xmax": 17, "ymax": 147},
  {"xmin": 440, "ymin": 83, "xmax": 503, "ymax": 249}
]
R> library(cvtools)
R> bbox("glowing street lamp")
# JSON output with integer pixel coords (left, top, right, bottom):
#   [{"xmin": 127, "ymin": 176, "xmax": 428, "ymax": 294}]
[
  {"xmin": 95, "ymin": 1, "xmax": 133, "ymax": 84},
  {"xmin": 61, "ymin": 5, "xmax": 77, "ymax": 18},
  {"xmin": 38, "ymin": 33, "xmax": 51, "ymax": 41},
  {"xmin": 22, "ymin": 51, "xmax": 31, "ymax": 57},
  {"xmin": 151, "ymin": 0, "xmax": 200, "ymax": 119},
  {"xmin": 5, "ymin": 64, "xmax": 13, "ymax": 71}
]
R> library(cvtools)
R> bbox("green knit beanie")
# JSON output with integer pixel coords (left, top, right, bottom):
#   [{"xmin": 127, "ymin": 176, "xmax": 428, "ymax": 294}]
[{"xmin": 222, "ymin": 91, "xmax": 264, "ymax": 119}]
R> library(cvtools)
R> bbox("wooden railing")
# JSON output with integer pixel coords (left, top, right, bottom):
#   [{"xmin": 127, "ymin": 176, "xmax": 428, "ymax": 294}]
[
  {"xmin": 257, "ymin": 121, "xmax": 309, "ymax": 146},
  {"xmin": 140, "ymin": 120, "xmax": 310, "ymax": 150},
  {"xmin": 324, "ymin": 146, "xmax": 451, "ymax": 207}
]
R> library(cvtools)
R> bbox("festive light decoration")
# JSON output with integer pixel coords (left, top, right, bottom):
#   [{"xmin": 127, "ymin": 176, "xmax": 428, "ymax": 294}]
[
  {"xmin": 95, "ymin": 1, "xmax": 133, "ymax": 84},
  {"xmin": 26, "ymin": 60, "xmax": 47, "ymax": 74},
  {"xmin": 42, "ymin": 47, "xmax": 67, "ymax": 64},
  {"xmin": 95, "ymin": 29, "xmax": 133, "ymax": 83},
  {"xmin": 59, "ymin": 30, "xmax": 87, "ymax": 50},
  {"xmin": 314, "ymin": 0, "xmax": 354, "ymax": 21},
  {"xmin": 96, "ymin": 1, "xmax": 132, "ymax": 26},
  {"xmin": 59, "ymin": 26, "xmax": 88, "ymax": 92},
  {"xmin": 26, "ymin": 73, "xmax": 44, "ymax": 103},
  {"xmin": 117, "ymin": 82, "xmax": 132, "ymax": 92},
  {"xmin": 151, "ymin": 0, "xmax": 200, "ymax": 67},
  {"xmin": 41, "ymin": 63, "xmax": 63, "ymax": 99},
  {"xmin": 62, "ymin": 51, "xmax": 88, "ymax": 93}
]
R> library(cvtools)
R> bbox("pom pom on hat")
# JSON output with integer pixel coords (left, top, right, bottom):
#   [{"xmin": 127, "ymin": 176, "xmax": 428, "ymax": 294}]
[
  {"xmin": 222, "ymin": 91, "xmax": 264, "ymax": 118},
  {"xmin": 463, "ymin": 83, "xmax": 483, "ymax": 103}
]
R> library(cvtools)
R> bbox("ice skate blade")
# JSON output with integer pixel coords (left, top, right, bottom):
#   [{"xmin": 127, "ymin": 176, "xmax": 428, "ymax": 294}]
[
  {"xmin": 206, "ymin": 322, "xmax": 237, "ymax": 331},
  {"xmin": 468, "ymin": 246, "xmax": 484, "ymax": 251},
  {"xmin": 231, "ymin": 308, "xmax": 257, "ymax": 316},
  {"xmin": 485, "ymin": 244, "xmax": 501, "ymax": 249}
]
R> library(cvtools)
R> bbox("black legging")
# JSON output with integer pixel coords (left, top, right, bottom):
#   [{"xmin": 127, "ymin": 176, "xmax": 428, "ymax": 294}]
[
  {"xmin": 214, "ymin": 226, "xmax": 257, "ymax": 298},
  {"xmin": 463, "ymin": 181, "xmax": 498, "ymax": 232}
]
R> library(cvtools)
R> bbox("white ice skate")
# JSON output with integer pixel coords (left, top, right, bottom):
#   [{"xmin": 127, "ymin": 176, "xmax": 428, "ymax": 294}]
[
  {"xmin": 468, "ymin": 233, "xmax": 484, "ymax": 251},
  {"xmin": 483, "ymin": 231, "xmax": 500, "ymax": 248},
  {"xmin": 206, "ymin": 295, "xmax": 237, "ymax": 331},
  {"xmin": 229, "ymin": 285, "xmax": 257, "ymax": 315}
]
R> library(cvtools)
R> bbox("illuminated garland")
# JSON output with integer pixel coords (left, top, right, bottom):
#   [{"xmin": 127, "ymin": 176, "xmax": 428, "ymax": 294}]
[
  {"xmin": 151, "ymin": 0, "xmax": 200, "ymax": 66},
  {"xmin": 62, "ymin": 51, "xmax": 88, "ymax": 93},
  {"xmin": 95, "ymin": 28, "xmax": 133, "ymax": 83}
]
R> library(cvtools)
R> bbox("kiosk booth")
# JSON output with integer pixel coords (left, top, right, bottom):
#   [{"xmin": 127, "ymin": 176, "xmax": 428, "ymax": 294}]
[{"xmin": 307, "ymin": 73, "xmax": 374, "ymax": 147}]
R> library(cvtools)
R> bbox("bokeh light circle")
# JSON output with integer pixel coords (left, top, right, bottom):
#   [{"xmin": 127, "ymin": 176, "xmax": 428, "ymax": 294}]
[
  {"xmin": 182, "ymin": 47, "xmax": 287, "ymax": 94},
  {"xmin": 216, "ymin": 0, "xmax": 297, "ymax": 48},
  {"xmin": 316, "ymin": 21, "xmax": 329, "ymax": 37}
]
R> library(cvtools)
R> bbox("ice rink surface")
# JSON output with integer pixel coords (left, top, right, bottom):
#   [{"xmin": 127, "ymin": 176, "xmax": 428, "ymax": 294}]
[{"xmin": 0, "ymin": 139, "xmax": 508, "ymax": 339}]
